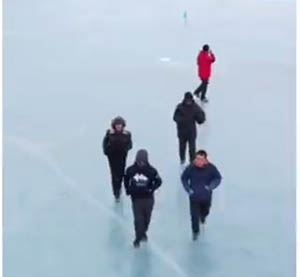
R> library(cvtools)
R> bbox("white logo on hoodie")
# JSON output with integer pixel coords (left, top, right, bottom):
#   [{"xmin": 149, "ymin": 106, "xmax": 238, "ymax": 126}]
[{"xmin": 133, "ymin": 174, "xmax": 149, "ymax": 187}]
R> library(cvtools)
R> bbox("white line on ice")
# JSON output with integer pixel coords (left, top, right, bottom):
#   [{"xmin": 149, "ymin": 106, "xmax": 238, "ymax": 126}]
[
  {"xmin": 160, "ymin": 57, "xmax": 171, "ymax": 62},
  {"xmin": 5, "ymin": 135, "xmax": 188, "ymax": 277}
]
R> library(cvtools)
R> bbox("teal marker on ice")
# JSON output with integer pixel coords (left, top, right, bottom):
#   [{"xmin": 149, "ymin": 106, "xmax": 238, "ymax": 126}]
[{"xmin": 183, "ymin": 10, "xmax": 187, "ymax": 24}]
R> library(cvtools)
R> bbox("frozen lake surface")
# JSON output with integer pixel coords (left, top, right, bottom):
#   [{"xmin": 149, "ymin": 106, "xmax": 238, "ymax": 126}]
[{"xmin": 3, "ymin": 0, "xmax": 296, "ymax": 276}]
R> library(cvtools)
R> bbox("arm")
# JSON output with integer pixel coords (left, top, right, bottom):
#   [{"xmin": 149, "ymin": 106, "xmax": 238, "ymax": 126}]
[
  {"xmin": 195, "ymin": 105, "xmax": 206, "ymax": 125},
  {"xmin": 181, "ymin": 166, "xmax": 193, "ymax": 195},
  {"xmin": 124, "ymin": 168, "xmax": 131, "ymax": 195},
  {"xmin": 173, "ymin": 105, "xmax": 183, "ymax": 123},
  {"xmin": 127, "ymin": 132, "xmax": 133, "ymax": 151},
  {"xmin": 151, "ymin": 169, "xmax": 162, "ymax": 192},
  {"xmin": 207, "ymin": 166, "xmax": 222, "ymax": 191},
  {"xmin": 210, "ymin": 52, "xmax": 216, "ymax": 63},
  {"xmin": 102, "ymin": 131, "xmax": 110, "ymax": 156},
  {"xmin": 197, "ymin": 53, "xmax": 201, "ymax": 66}
]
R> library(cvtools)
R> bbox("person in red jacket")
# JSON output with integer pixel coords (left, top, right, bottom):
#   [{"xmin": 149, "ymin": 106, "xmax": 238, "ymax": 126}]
[{"xmin": 194, "ymin": 45, "xmax": 216, "ymax": 103}]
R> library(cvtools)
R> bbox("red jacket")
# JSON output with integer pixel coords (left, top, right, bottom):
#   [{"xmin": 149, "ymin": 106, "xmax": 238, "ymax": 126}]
[{"xmin": 197, "ymin": 51, "xmax": 215, "ymax": 80}]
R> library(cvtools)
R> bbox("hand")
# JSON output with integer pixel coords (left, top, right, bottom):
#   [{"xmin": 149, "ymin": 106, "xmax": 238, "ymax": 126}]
[
  {"xmin": 189, "ymin": 189, "xmax": 194, "ymax": 195},
  {"xmin": 205, "ymin": 186, "xmax": 211, "ymax": 191}
]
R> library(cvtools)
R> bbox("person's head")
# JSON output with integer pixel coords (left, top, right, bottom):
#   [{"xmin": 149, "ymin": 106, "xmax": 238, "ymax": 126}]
[
  {"xmin": 111, "ymin": 116, "xmax": 126, "ymax": 132},
  {"xmin": 193, "ymin": 150, "xmax": 208, "ymax": 167},
  {"xmin": 183, "ymin": 92, "xmax": 194, "ymax": 105},
  {"xmin": 135, "ymin": 149, "xmax": 149, "ymax": 167},
  {"xmin": 202, "ymin": 44, "xmax": 210, "ymax": 52}
]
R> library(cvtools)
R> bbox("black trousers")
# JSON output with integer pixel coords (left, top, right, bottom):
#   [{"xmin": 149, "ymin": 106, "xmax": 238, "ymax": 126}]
[
  {"xmin": 194, "ymin": 79, "xmax": 209, "ymax": 100},
  {"xmin": 108, "ymin": 155, "xmax": 127, "ymax": 198},
  {"xmin": 189, "ymin": 197, "xmax": 211, "ymax": 233},
  {"xmin": 179, "ymin": 136, "xmax": 196, "ymax": 163},
  {"xmin": 132, "ymin": 197, "xmax": 154, "ymax": 241}
]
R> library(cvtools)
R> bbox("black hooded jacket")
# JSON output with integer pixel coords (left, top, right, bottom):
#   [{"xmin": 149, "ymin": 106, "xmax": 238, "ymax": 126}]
[
  {"xmin": 173, "ymin": 98, "xmax": 206, "ymax": 139},
  {"xmin": 124, "ymin": 150, "xmax": 162, "ymax": 199}
]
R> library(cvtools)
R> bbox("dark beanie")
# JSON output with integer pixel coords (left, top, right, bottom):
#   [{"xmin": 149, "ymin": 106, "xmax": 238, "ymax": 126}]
[
  {"xmin": 135, "ymin": 149, "xmax": 149, "ymax": 166},
  {"xmin": 184, "ymin": 92, "xmax": 193, "ymax": 101}
]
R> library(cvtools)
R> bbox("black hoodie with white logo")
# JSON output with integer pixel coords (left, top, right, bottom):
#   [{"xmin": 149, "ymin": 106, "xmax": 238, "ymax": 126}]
[{"xmin": 124, "ymin": 150, "xmax": 162, "ymax": 199}]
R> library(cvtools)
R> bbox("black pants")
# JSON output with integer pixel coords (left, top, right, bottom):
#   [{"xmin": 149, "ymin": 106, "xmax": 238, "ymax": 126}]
[
  {"xmin": 108, "ymin": 155, "xmax": 127, "ymax": 198},
  {"xmin": 194, "ymin": 79, "xmax": 209, "ymax": 100},
  {"xmin": 179, "ymin": 136, "xmax": 196, "ymax": 163},
  {"xmin": 132, "ymin": 197, "xmax": 154, "ymax": 241},
  {"xmin": 189, "ymin": 197, "xmax": 211, "ymax": 233}
]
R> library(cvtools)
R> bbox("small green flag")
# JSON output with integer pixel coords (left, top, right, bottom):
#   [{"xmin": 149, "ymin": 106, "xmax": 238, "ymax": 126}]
[{"xmin": 183, "ymin": 11, "xmax": 187, "ymax": 19}]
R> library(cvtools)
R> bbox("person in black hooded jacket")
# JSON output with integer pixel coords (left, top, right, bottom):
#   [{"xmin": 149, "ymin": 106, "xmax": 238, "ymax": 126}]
[
  {"xmin": 124, "ymin": 149, "xmax": 162, "ymax": 248},
  {"xmin": 103, "ymin": 116, "xmax": 132, "ymax": 201},
  {"xmin": 173, "ymin": 92, "xmax": 206, "ymax": 164}
]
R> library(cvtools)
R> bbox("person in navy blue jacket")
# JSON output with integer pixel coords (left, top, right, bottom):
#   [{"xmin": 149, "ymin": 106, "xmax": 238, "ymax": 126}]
[{"xmin": 181, "ymin": 150, "xmax": 222, "ymax": 240}]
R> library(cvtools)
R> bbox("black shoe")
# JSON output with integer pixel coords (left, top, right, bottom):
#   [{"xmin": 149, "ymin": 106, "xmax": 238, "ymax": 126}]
[
  {"xmin": 133, "ymin": 239, "xmax": 140, "ymax": 248},
  {"xmin": 115, "ymin": 196, "xmax": 120, "ymax": 203},
  {"xmin": 201, "ymin": 98, "xmax": 209, "ymax": 103},
  {"xmin": 192, "ymin": 232, "xmax": 199, "ymax": 241},
  {"xmin": 141, "ymin": 234, "xmax": 148, "ymax": 242},
  {"xmin": 200, "ymin": 217, "xmax": 206, "ymax": 224}
]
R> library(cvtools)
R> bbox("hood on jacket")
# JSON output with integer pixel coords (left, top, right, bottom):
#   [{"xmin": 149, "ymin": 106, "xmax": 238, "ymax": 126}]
[
  {"xmin": 183, "ymin": 92, "xmax": 194, "ymax": 105},
  {"xmin": 135, "ymin": 149, "xmax": 149, "ymax": 167},
  {"xmin": 202, "ymin": 44, "xmax": 210, "ymax": 51},
  {"xmin": 111, "ymin": 116, "xmax": 126, "ymax": 129}
]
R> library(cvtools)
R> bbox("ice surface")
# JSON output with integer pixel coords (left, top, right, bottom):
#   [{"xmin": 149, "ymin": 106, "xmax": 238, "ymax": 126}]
[{"xmin": 3, "ymin": 0, "xmax": 296, "ymax": 276}]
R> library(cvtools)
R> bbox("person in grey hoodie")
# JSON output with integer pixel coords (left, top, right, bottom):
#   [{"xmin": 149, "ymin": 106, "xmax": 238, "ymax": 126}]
[
  {"xmin": 124, "ymin": 149, "xmax": 162, "ymax": 248},
  {"xmin": 181, "ymin": 150, "xmax": 222, "ymax": 240}
]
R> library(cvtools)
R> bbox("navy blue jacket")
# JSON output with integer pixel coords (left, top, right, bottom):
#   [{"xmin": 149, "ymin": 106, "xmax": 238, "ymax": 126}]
[
  {"xmin": 124, "ymin": 163, "xmax": 162, "ymax": 199},
  {"xmin": 181, "ymin": 163, "xmax": 222, "ymax": 202}
]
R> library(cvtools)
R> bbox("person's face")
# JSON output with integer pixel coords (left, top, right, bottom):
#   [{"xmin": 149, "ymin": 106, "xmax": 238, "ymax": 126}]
[
  {"xmin": 194, "ymin": 155, "xmax": 208, "ymax": 167},
  {"xmin": 115, "ymin": 124, "xmax": 123, "ymax": 132},
  {"xmin": 185, "ymin": 99, "xmax": 193, "ymax": 105}
]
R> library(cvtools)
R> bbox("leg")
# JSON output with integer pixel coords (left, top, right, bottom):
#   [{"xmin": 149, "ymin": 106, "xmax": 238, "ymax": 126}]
[
  {"xmin": 199, "ymin": 199, "xmax": 212, "ymax": 223},
  {"xmin": 116, "ymin": 155, "xmax": 127, "ymax": 196},
  {"xmin": 144, "ymin": 197, "xmax": 154, "ymax": 234},
  {"xmin": 108, "ymin": 155, "xmax": 126, "ymax": 199},
  {"xmin": 188, "ymin": 137, "xmax": 196, "ymax": 163},
  {"xmin": 194, "ymin": 81, "xmax": 205, "ymax": 97},
  {"xmin": 200, "ymin": 80, "xmax": 209, "ymax": 101},
  {"xmin": 108, "ymin": 156, "xmax": 120, "ymax": 198},
  {"xmin": 179, "ymin": 137, "xmax": 188, "ymax": 164},
  {"xmin": 132, "ymin": 199, "xmax": 145, "ymax": 242},
  {"xmin": 189, "ymin": 198, "xmax": 201, "ymax": 234}
]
